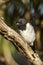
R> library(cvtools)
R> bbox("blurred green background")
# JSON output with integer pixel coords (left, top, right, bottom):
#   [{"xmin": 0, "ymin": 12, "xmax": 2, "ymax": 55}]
[{"xmin": 0, "ymin": 0, "xmax": 43, "ymax": 65}]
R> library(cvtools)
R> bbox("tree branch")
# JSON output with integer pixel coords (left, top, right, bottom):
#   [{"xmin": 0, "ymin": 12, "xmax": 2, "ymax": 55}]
[{"xmin": 0, "ymin": 17, "xmax": 43, "ymax": 65}]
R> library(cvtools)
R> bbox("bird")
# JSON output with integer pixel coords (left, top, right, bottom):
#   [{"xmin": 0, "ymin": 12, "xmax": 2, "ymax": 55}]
[{"xmin": 16, "ymin": 18, "xmax": 36, "ymax": 46}]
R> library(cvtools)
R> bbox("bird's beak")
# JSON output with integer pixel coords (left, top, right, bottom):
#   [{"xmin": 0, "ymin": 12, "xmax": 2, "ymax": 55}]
[{"xmin": 16, "ymin": 23, "xmax": 20, "ymax": 26}]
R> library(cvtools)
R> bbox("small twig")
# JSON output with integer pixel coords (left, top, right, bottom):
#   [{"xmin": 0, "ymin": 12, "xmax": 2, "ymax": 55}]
[
  {"xmin": 0, "ymin": 56, "xmax": 6, "ymax": 62},
  {"xmin": 0, "ymin": 0, "xmax": 10, "ymax": 7}
]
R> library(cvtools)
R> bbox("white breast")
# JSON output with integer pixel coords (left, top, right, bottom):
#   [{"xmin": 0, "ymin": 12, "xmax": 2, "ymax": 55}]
[{"xmin": 19, "ymin": 23, "xmax": 36, "ymax": 46}]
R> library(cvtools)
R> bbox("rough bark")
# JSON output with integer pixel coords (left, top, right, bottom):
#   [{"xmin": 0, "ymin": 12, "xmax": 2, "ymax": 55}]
[{"xmin": 0, "ymin": 17, "xmax": 43, "ymax": 65}]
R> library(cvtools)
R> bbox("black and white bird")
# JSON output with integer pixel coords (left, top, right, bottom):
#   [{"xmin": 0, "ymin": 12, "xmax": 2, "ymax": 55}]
[{"xmin": 16, "ymin": 18, "xmax": 36, "ymax": 46}]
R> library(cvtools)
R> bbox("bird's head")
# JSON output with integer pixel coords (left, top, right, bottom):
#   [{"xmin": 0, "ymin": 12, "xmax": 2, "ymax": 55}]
[{"xmin": 16, "ymin": 18, "xmax": 27, "ymax": 30}]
